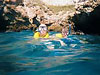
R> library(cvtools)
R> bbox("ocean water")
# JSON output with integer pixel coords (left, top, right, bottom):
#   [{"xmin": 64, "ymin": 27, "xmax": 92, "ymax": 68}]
[{"xmin": 0, "ymin": 30, "xmax": 100, "ymax": 75}]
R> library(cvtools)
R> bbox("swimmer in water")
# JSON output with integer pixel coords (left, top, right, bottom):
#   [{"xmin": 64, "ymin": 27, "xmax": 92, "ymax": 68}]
[
  {"xmin": 33, "ymin": 24, "xmax": 49, "ymax": 39},
  {"xmin": 56, "ymin": 26, "xmax": 68, "ymax": 38}
]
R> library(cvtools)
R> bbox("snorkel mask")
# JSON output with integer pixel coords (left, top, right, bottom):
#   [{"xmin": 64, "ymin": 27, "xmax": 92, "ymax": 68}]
[{"xmin": 38, "ymin": 24, "xmax": 47, "ymax": 32}]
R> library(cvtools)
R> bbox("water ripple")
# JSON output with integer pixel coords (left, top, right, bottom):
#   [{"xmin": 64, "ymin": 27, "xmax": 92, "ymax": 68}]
[{"xmin": 0, "ymin": 31, "xmax": 100, "ymax": 75}]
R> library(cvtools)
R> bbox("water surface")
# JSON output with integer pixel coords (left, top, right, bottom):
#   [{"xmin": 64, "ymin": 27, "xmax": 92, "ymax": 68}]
[{"xmin": 0, "ymin": 30, "xmax": 100, "ymax": 75}]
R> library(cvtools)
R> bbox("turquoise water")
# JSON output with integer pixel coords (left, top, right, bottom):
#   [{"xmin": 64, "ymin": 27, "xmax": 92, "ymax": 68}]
[{"xmin": 0, "ymin": 30, "xmax": 100, "ymax": 75}]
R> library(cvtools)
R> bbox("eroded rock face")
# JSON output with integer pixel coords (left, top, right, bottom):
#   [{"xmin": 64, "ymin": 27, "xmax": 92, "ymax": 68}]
[
  {"xmin": 0, "ymin": 0, "xmax": 25, "ymax": 32},
  {"xmin": 0, "ymin": 0, "xmax": 75, "ymax": 32},
  {"xmin": 0, "ymin": 0, "xmax": 100, "ymax": 35},
  {"xmin": 72, "ymin": 0, "xmax": 100, "ymax": 35}
]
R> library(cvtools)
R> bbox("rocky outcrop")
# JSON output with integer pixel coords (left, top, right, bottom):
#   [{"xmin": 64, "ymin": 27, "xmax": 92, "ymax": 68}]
[
  {"xmin": 71, "ymin": 0, "xmax": 100, "ymax": 35},
  {"xmin": 0, "ymin": 0, "xmax": 100, "ymax": 35},
  {"xmin": 0, "ymin": 0, "xmax": 75, "ymax": 32}
]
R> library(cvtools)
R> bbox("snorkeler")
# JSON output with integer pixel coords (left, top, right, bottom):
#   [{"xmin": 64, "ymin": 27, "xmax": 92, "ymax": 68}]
[
  {"xmin": 33, "ymin": 24, "xmax": 49, "ymax": 39},
  {"xmin": 56, "ymin": 26, "xmax": 68, "ymax": 38}
]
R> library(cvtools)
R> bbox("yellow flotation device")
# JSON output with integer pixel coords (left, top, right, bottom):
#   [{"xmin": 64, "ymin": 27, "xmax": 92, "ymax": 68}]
[
  {"xmin": 56, "ymin": 33, "xmax": 63, "ymax": 38},
  {"xmin": 33, "ymin": 32, "xmax": 49, "ymax": 39}
]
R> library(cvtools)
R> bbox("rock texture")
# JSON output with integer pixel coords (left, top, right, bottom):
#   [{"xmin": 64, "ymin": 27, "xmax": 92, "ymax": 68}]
[
  {"xmin": 0, "ymin": 0, "xmax": 75, "ymax": 32},
  {"xmin": 72, "ymin": 0, "xmax": 100, "ymax": 35},
  {"xmin": 0, "ymin": 0, "xmax": 100, "ymax": 35}
]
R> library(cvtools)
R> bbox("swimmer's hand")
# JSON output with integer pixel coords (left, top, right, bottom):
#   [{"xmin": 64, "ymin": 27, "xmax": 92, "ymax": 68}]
[
  {"xmin": 58, "ymin": 40, "xmax": 66, "ymax": 46},
  {"xmin": 49, "ymin": 36, "xmax": 66, "ymax": 46}
]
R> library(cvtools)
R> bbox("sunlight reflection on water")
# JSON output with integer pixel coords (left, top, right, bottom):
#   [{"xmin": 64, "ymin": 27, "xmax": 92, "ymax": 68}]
[{"xmin": 0, "ymin": 30, "xmax": 100, "ymax": 75}]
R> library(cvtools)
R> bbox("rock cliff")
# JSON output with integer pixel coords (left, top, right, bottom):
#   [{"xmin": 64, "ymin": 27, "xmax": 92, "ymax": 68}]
[
  {"xmin": 72, "ymin": 0, "xmax": 100, "ymax": 35},
  {"xmin": 0, "ymin": 0, "xmax": 100, "ymax": 35}
]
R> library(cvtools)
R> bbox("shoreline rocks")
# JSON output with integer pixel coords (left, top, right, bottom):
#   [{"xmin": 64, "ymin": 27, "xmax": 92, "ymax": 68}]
[
  {"xmin": 0, "ymin": 0, "xmax": 100, "ymax": 35},
  {"xmin": 72, "ymin": 0, "xmax": 100, "ymax": 35}
]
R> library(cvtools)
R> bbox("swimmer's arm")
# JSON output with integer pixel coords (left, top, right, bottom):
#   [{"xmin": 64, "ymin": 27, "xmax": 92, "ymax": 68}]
[
  {"xmin": 58, "ymin": 40, "xmax": 66, "ymax": 46},
  {"xmin": 49, "ymin": 36, "xmax": 66, "ymax": 46}
]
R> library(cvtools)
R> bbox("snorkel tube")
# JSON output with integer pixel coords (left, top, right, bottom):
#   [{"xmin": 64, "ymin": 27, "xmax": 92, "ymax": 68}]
[{"xmin": 68, "ymin": 24, "xmax": 71, "ymax": 35}]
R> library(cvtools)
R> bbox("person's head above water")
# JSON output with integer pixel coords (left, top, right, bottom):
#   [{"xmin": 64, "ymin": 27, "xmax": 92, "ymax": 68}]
[
  {"xmin": 34, "ymin": 24, "xmax": 49, "ymax": 38},
  {"xmin": 62, "ymin": 26, "xmax": 68, "ymax": 37},
  {"xmin": 38, "ymin": 24, "xmax": 47, "ymax": 32},
  {"xmin": 37, "ymin": 24, "xmax": 48, "ymax": 37}
]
